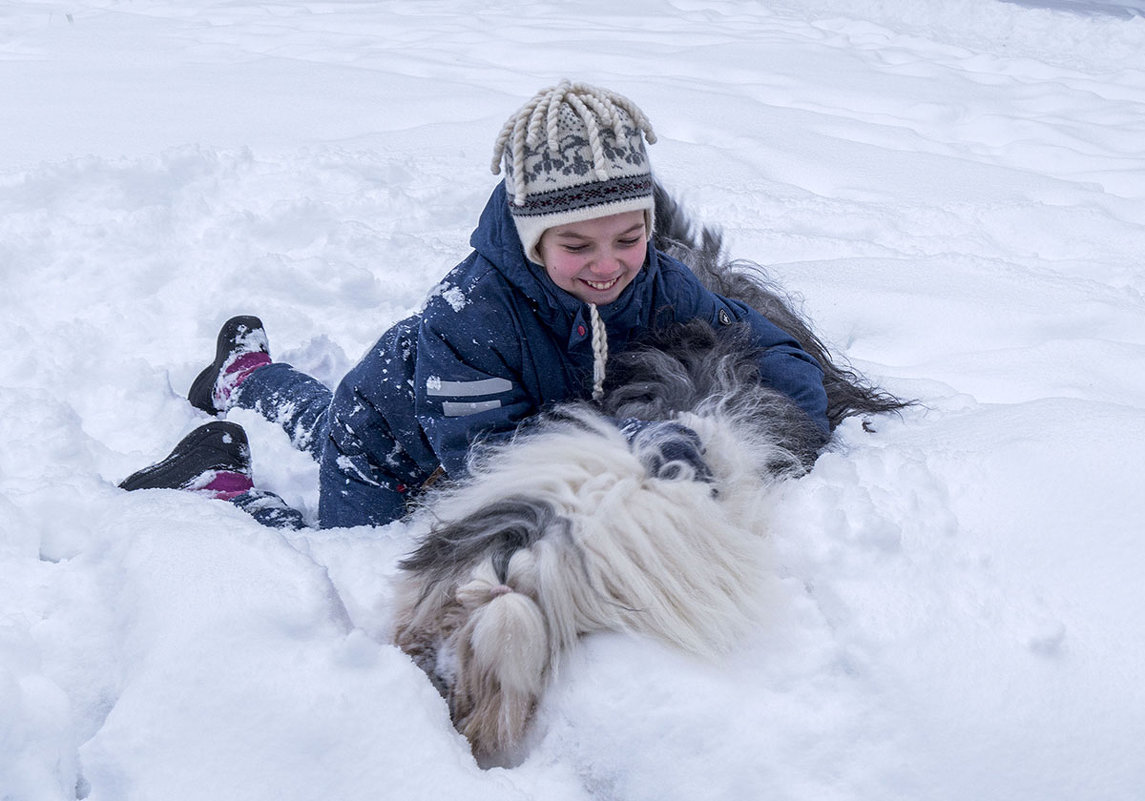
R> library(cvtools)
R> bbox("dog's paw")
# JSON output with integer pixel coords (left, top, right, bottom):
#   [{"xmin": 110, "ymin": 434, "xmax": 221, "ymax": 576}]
[{"xmin": 620, "ymin": 418, "xmax": 714, "ymax": 485}]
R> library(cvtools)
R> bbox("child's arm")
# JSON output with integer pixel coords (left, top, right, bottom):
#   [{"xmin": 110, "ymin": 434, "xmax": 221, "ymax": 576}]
[
  {"xmin": 412, "ymin": 297, "xmax": 535, "ymax": 479},
  {"xmin": 659, "ymin": 258, "xmax": 831, "ymax": 434},
  {"xmin": 736, "ymin": 310, "xmax": 830, "ymax": 434}
]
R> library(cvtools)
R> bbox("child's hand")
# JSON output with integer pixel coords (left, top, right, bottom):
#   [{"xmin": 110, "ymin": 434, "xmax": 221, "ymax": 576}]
[{"xmin": 619, "ymin": 418, "xmax": 713, "ymax": 484}]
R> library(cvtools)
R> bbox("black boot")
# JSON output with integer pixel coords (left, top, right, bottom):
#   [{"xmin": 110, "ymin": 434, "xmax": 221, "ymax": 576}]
[
  {"xmin": 120, "ymin": 421, "xmax": 252, "ymax": 493},
  {"xmin": 188, "ymin": 315, "xmax": 270, "ymax": 414}
]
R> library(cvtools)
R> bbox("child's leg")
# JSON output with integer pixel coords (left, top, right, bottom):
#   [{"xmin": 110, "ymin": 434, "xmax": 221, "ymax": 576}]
[
  {"xmin": 189, "ymin": 316, "xmax": 334, "ymax": 460},
  {"xmin": 315, "ymin": 380, "xmax": 422, "ymax": 528},
  {"xmin": 232, "ymin": 363, "xmax": 334, "ymax": 459},
  {"xmin": 230, "ymin": 488, "xmax": 307, "ymax": 530},
  {"xmin": 119, "ymin": 421, "xmax": 307, "ymax": 529},
  {"xmin": 315, "ymin": 316, "xmax": 441, "ymax": 528}
]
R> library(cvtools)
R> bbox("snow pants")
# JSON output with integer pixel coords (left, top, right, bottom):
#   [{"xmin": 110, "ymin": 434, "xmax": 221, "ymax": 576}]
[{"xmin": 231, "ymin": 316, "xmax": 436, "ymax": 529}]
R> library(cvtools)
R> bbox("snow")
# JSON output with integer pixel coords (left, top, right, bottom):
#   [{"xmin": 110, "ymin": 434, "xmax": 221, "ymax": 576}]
[{"xmin": 2, "ymin": 0, "xmax": 1144, "ymax": 798}]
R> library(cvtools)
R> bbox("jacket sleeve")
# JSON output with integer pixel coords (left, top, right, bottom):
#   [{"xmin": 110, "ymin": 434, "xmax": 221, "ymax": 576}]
[
  {"xmin": 658, "ymin": 259, "xmax": 831, "ymax": 434},
  {"xmin": 413, "ymin": 289, "xmax": 535, "ymax": 478}
]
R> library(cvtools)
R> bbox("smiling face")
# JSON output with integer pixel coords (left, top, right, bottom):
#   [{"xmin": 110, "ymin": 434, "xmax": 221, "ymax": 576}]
[{"xmin": 536, "ymin": 211, "xmax": 649, "ymax": 305}]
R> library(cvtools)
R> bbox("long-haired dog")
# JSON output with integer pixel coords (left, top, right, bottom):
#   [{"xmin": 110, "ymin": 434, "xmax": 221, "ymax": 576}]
[{"xmin": 392, "ymin": 186, "xmax": 909, "ymax": 765}]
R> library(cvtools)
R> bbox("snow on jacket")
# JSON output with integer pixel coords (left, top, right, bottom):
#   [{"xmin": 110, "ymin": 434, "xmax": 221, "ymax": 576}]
[{"xmin": 316, "ymin": 183, "xmax": 829, "ymax": 528}]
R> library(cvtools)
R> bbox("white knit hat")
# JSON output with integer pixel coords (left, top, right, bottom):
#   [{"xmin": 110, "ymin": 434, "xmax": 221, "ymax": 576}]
[{"xmin": 491, "ymin": 80, "xmax": 658, "ymax": 265}]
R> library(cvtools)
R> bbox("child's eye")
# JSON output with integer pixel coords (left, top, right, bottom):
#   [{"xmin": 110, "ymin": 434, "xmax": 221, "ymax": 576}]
[{"xmin": 563, "ymin": 244, "xmax": 588, "ymax": 253}]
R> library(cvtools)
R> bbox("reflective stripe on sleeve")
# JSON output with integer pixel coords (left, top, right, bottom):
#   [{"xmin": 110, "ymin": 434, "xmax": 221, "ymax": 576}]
[
  {"xmin": 442, "ymin": 399, "xmax": 503, "ymax": 417},
  {"xmin": 426, "ymin": 377, "xmax": 513, "ymax": 397}
]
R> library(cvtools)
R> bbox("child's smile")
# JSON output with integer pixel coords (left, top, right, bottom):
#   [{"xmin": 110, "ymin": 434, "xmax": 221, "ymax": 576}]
[{"xmin": 537, "ymin": 211, "xmax": 648, "ymax": 305}]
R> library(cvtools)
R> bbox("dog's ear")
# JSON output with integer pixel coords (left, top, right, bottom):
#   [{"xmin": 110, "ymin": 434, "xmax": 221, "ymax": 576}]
[{"xmin": 442, "ymin": 552, "xmax": 550, "ymax": 765}]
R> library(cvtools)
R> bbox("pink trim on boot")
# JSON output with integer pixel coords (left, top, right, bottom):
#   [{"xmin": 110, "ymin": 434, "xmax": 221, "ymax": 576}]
[
  {"xmin": 198, "ymin": 470, "xmax": 254, "ymax": 500},
  {"xmin": 213, "ymin": 351, "xmax": 272, "ymax": 409}
]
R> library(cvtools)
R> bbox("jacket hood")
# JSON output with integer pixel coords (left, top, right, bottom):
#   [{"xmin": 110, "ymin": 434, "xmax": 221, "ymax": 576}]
[{"xmin": 469, "ymin": 183, "xmax": 659, "ymax": 330}]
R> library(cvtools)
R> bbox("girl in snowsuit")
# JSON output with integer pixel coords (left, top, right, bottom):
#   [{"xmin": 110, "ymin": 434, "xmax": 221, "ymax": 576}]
[{"xmin": 121, "ymin": 81, "xmax": 830, "ymax": 529}]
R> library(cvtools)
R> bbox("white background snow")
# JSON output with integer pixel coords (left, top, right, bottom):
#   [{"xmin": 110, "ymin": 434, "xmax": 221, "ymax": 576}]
[{"xmin": 2, "ymin": 1, "xmax": 1144, "ymax": 799}]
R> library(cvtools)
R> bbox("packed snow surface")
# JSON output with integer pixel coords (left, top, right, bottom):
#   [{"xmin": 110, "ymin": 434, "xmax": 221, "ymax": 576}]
[{"xmin": 2, "ymin": 1, "xmax": 1144, "ymax": 799}]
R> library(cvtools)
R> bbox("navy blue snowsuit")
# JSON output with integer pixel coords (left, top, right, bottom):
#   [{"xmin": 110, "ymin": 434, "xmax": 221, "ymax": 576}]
[{"xmin": 235, "ymin": 183, "xmax": 829, "ymax": 528}]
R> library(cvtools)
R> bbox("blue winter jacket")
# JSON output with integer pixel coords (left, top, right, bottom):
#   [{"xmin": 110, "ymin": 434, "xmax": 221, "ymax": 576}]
[{"xmin": 316, "ymin": 183, "xmax": 828, "ymax": 528}]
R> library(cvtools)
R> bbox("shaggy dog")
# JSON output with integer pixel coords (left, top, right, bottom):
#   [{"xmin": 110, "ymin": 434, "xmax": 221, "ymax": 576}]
[{"xmin": 392, "ymin": 186, "xmax": 907, "ymax": 765}]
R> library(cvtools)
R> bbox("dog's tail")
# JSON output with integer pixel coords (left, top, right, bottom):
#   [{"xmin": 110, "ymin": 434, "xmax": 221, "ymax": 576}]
[{"xmin": 450, "ymin": 556, "xmax": 549, "ymax": 763}]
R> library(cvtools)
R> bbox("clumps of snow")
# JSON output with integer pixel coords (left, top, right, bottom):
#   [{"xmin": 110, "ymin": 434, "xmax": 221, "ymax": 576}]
[
  {"xmin": 426, "ymin": 281, "xmax": 470, "ymax": 313},
  {"xmin": 2, "ymin": 1, "xmax": 1144, "ymax": 799}
]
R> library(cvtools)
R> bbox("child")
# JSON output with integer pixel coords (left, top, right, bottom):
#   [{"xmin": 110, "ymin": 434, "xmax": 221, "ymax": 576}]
[{"xmin": 121, "ymin": 80, "xmax": 830, "ymax": 529}]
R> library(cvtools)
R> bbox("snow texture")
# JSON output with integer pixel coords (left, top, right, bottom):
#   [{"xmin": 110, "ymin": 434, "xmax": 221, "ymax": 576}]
[{"xmin": 2, "ymin": 1, "xmax": 1144, "ymax": 799}]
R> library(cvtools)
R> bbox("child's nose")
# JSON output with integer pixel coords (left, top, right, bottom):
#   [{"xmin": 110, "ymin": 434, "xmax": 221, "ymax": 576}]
[{"xmin": 592, "ymin": 250, "xmax": 623, "ymax": 273}]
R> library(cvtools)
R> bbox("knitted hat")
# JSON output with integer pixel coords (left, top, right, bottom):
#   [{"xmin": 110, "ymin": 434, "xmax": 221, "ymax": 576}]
[{"xmin": 491, "ymin": 81, "xmax": 658, "ymax": 265}]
